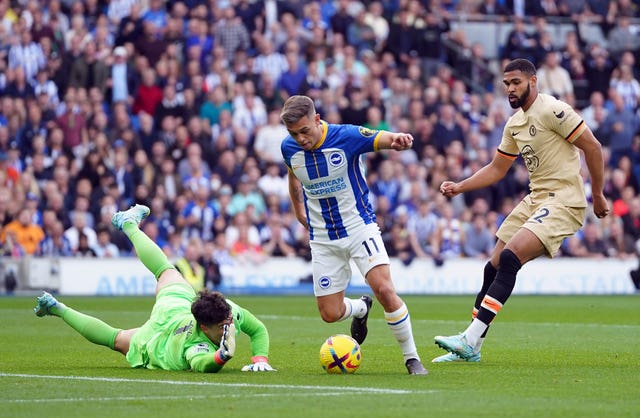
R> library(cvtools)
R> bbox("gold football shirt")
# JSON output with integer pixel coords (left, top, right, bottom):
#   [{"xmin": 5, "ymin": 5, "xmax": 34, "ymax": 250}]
[{"xmin": 497, "ymin": 93, "xmax": 588, "ymax": 208}]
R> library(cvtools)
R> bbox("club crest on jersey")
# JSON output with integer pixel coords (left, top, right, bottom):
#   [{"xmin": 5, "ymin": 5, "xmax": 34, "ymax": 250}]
[
  {"xmin": 319, "ymin": 276, "xmax": 332, "ymax": 289},
  {"xmin": 521, "ymin": 145, "xmax": 539, "ymax": 172},
  {"xmin": 358, "ymin": 127, "xmax": 376, "ymax": 137},
  {"xmin": 328, "ymin": 152, "xmax": 344, "ymax": 167}
]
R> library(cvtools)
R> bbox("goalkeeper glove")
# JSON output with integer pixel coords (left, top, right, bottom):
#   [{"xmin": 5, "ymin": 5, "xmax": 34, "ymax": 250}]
[
  {"xmin": 214, "ymin": 323, "xmax": 236, "ymax": 365},
  {"xmin": 241, "ymin": 356, "xmax": 276, "ymax": 372}
]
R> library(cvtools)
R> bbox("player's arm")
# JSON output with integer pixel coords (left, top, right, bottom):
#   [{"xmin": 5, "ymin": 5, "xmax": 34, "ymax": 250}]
[
  {"xmin": 440, "ymin": 152, "xmax": 514, "ymax": 197},
  {"xmin": 287, "ymin": 168, "xmax": 308, "ymax": 229},
  {"xmin": 186, "ymin": 324, "xmax": 236, "ymax": 373},
  {"xmin": 375, "ymin": 131, "xmax": 414, "ymax": 151},
  {"xmin": 236, "ymin": 306, "xmax": 275, "ymax": 371},
  {"xmin": 572, "ymin": 127, "xmax": 610, "ymax": 219}
]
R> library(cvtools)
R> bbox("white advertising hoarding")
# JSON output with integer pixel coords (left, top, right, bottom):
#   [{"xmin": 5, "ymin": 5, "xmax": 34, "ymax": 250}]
[{"xmin": 56, "ymin": 257, "xmax": 639, "ymax": 296}]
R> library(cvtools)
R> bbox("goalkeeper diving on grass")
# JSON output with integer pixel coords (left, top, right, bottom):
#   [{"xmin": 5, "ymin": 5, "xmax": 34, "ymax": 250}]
[{"xmin": 34, "ymin": 204, "xmax": 275, "ymax": 373}]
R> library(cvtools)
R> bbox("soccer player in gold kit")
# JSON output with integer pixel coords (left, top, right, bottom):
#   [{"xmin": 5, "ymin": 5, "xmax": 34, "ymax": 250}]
[{"xmin": 433, "ymin": 58, "xmax": 609, "ymax": 362}]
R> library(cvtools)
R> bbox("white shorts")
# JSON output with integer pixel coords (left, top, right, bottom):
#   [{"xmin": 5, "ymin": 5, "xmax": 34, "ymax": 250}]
[{"xmin": 310, "ymin": 223, "xmax": 390, "ymax": 296}]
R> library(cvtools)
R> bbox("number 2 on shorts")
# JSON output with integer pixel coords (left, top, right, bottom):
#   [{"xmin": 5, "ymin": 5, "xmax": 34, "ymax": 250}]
[{"xmin": 532, "ymin": 207, "xmax": 550, "ymax": 223}]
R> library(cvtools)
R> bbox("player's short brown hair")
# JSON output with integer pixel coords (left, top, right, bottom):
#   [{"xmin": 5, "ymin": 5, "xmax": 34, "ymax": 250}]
[{"xmin": 280, "ymin": 95, "xmax": 316, "ymax": 125}]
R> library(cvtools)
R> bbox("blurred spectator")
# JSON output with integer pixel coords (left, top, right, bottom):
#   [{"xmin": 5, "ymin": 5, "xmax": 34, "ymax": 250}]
[
  {"xmin": 5, "ymin": 66, "xmax": 35, "ymax": 99},
  {"xmin": 585, "ymin": 47, "xmax": 614, "ymax": 97},
  {"xmin": 174, "ymin": 237, "xmax": 206, "ymax": 291},
  {"xmin": 576, "ymin": 221, "xmax": 609, "ymax": 258},
  {"xmin": 598, "ymin": 92, "xmax": 640, "ymax": 167},
  {"xmin": 431, "ymin": 202, "xmax": 465, "ymax": 261},
  {"xmin": 347, "ymin": 9, "xmax": 376, "ymax": 54},
  {"xmin": 330, "ymin": 0, "xmax": 354, "ymax": 39},
  {"xmin": 56, "ymin": 89, "xmax": 87, "ymax": 156},
  {"xmin": 581, "ymin": 91, "xmax": 608, "ymax": 131},
  {"xmin": 199, "ymin": 85, "xmax": 232, "ymax": 127},
  {"xmin": 135, "ymin": 20, "xmax": 169, "ymax": 65},
  {"xmin": 607, "ymin": 17, "xmax": 640, "ymax": 62},
  {"xmin": 432, "ymin": 103, "xmax": 465, "ymax": 154},
  {"xmin": 64, "ymin": 211, "xmax": 97, "ymax": 253},
  {"xmin": 74, "ymin": 231, "xmax": 97, "ymax": 257},
  {"xmin": 132, "ymin": 67, "xmax": 163, "ymax": 115},
  {"xmin": 253, "ymin": 37, "xmax": 288, "ymax": 85},
  {"xmin": 536, "ymin": 51, "xmax": 574, "ymax": 100},
  {"xmin": 37, "ymin": 219, "xmax": 72, "ymax": 256},
  {"xmin": 384, "ymin": 205, "xmax": 415, "ymax": 266},
  {"xmin": 176, "ymin": 183, "xmax": 218, "ymax": 242},
  {"xmin": 0, "ymin": 207, "xmax": 45, "ymax": 255},
  {"xmin": 384, "ymin": 8, "xmax": 415, "ymax": 69},
  {"xmin": 370, "ymin": 159, "xmax": 402, "ymax": 211},
  {"xmin": 260, "ymin": 212, "xmax": 296, "ymax": 257},
  {"xmin": 8, "ymin": 26, "xmax": 45, "ymax": 82},
  {"xmin": 155, "ymin": 84, "xmax": 186, "ymax": 127},
  {"xmin": 407, "ymin": 198, "xmax": 439, "ymax": 259},
  {"xmin": 609, "ymin": 64, "xmax": 640, "ymax": 112},
  {"xmin": 92, "ymin": 223, "xmax": 120, "ymax": 258},
  {"xmin": 112, "ymin": 145, "xmax": 135, "ymax": 207},
  {"xmin": 214, "ymin": 7, "xmax": 251, "ymax": 64},
  {"xmin": 463, "ymin": 212, "xmax": 494, "ymax": 258},
  {"xmin": 604, "ymin": 218, "xmax": 636, "ymax": 258},
  {"xmin": 228, "ymin": 175, "xmax": 267, "ymax": 219},
  {"xmin": 478, "ymin": 0, "xmax": 509, "ymax": 16},
  {"xmin": 257, "ymin": 161, "xmax": 288, "ymax": 201},
  {"xmin": 230, "ymin": 217, "xmax": 265, "ymax": 264},
  {"xmin": 278, "ymin": 45, "xmax": 307, "ymax": 100},
  {"xmin": 254, "ymin": 109, "xmax": 288, "ymax": 165},
  {"xmin": 115, "ymin": 2, "xmax": 143, "ymax": 46}
]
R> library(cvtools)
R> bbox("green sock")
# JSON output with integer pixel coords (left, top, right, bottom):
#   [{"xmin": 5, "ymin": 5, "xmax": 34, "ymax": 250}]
[
  {"xmin": 123, "ymin": 222, "xmax": 175, "ymax": 279},
  {"xmin": 61, "ymin": 308, "xmax": 121, "ymax": 350}
]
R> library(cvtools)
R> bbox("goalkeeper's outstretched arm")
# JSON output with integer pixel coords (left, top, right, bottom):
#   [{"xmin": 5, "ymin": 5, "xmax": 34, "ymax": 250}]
[{"xmin": 237, "ymin": 306, "xmax": 276, "ymax": 372}]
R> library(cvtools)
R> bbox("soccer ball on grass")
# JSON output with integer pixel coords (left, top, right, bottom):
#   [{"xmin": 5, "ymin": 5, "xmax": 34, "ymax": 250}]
[{"xmin": 319, "ymin": 334, "xmax": 362, "ymax": 374}]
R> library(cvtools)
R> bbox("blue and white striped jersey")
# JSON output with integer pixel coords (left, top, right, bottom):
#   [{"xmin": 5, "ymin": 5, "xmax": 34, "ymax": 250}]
[{"xmin": 281, "ymin": 121, "xmax": 383, "ymax": 241}]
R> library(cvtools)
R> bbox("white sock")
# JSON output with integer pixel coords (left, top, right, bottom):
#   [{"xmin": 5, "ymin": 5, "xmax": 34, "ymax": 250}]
[
  {"xmin": 475, "ymin": 337, "xmax": 485, "ymax": 352},
  {"xmin": 339, "ymin": 297, "xmax": 367, "ymax": 321},
  {"xmin": 384, "ymin": 302, "xmax": 419, "ymax": 362},
  {"xmin": 464, "ymin": 318, "xmax": 488, "ymax": 348}
]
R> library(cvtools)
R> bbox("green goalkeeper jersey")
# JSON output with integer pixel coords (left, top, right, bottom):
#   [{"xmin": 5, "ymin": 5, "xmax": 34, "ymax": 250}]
[{"xmin": 126, "ymin": 284, "xmax": 269, "ymax": 372}]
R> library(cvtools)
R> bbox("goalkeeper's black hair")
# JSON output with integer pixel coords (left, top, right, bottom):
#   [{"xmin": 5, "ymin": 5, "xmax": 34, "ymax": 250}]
[
  {"xmin": 504, "ymin": 58, "xmax": 537, "ymax": 76},
  {"xmin": 191, "ymin": 290, "xmax": 231, "ymax": 327}
]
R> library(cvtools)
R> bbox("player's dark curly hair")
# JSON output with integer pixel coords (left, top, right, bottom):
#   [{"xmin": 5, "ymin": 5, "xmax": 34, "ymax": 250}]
[
  {"xmin": 191, "ymin": 290, "xmax": 231, "ymax": 326},
  {"xmin": 504, "ymin": 58, "xmax": 537, "ymax": 76}
]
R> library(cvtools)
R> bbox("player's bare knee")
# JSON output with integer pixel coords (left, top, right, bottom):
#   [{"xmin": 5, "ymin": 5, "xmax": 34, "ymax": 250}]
[{"xmin": 318, "ymin": 307, "xmax": 340, "ymax": 323}]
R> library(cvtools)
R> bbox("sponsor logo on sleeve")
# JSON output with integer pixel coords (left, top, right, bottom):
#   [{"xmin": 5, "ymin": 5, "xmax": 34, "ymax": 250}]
[
  {"xmin": 358, "ymin": 127, "xmax": 376, "ymax": 137},
  {"xmin": 194, "ymin": 343, "xmax": 211, "ymax": 353}
]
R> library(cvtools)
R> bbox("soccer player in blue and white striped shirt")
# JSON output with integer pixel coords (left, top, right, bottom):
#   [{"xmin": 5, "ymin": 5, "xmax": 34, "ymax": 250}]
[{"xmin": 281, "ymin": 95, "xmax": 427, "ymax": 375}]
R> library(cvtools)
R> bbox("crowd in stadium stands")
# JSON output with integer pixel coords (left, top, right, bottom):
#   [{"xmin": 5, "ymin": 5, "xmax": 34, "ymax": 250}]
[{"xmin": 0, "ymin": 0, "xmax": 639, "ymax": 288}]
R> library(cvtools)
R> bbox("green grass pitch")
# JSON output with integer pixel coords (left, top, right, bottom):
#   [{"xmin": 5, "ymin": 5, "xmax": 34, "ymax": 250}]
[{"xmin": 1, "ymin": 294, "xmax": 638, "ymax": 417}]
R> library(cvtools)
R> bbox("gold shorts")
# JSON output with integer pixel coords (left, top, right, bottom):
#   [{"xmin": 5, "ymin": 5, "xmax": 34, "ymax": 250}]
[{"xmin": 496, "ymin": 194, "xmax": 585, "ymax": 257}]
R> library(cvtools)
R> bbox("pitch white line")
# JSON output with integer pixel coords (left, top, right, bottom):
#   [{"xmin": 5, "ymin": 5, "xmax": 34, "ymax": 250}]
[
  {"xmin": 3, "ymin": 391, "xmax": 360, "ymax": 403},
  {"xmin": 0, "ymin": 373, "xmax": 428, "ymax": 395},
  {"xmin": 259, "ymin": 315, "xmax": 640, "ymax": 329}
]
